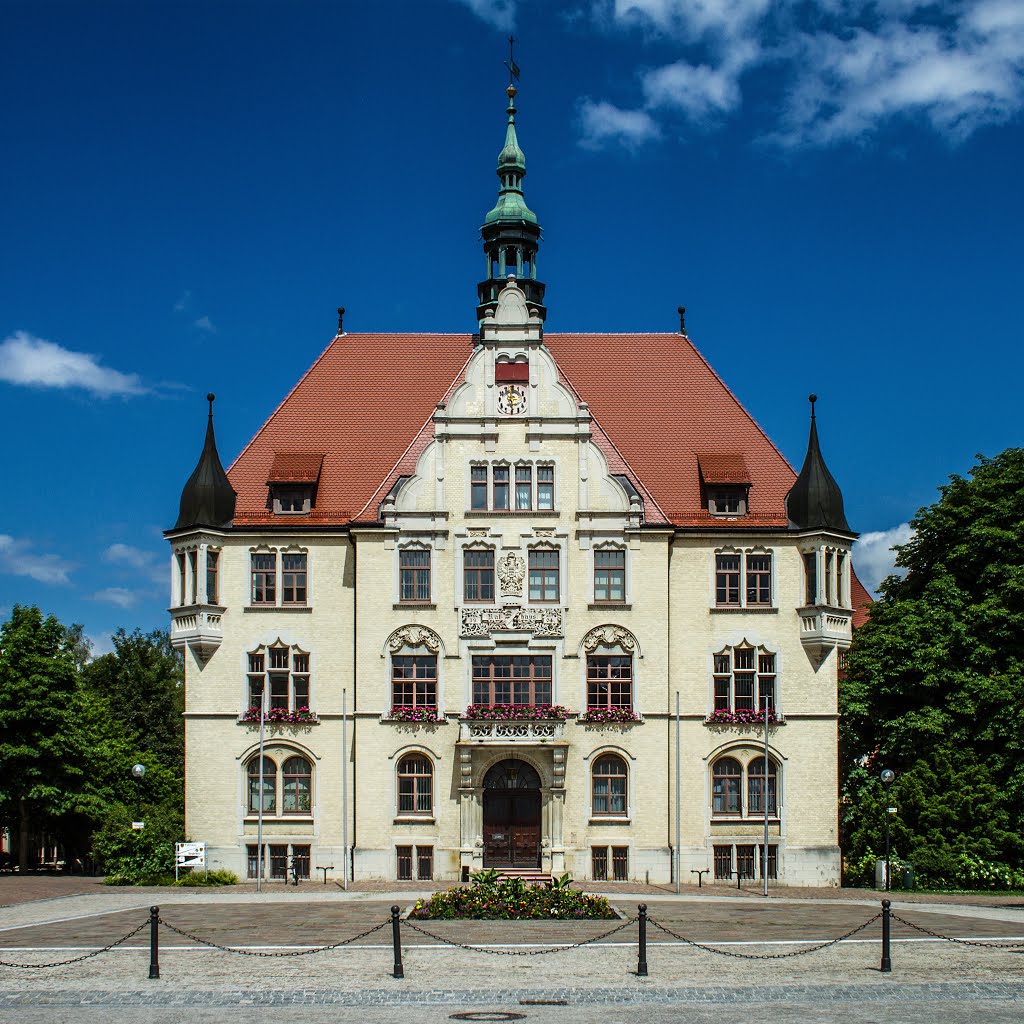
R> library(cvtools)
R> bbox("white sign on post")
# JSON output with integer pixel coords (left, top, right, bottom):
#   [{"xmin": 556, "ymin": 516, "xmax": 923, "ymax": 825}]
[{"xmin": 175, "ymin": 841, "xmax": 208, "ymax": 880}]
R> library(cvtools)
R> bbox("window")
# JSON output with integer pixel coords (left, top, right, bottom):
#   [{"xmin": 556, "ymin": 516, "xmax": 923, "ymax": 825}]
[
  {"xmin": 612, "ymin": 847, "xmax": 629, "ymax": 881},
  {"xmin": 713, "ymin": 645, "xmax": 775, "ymax": 713},
  {"xmin": 247, "ymin": 644, "xmax": 311, "ymax": 712},
  {"xmin": 836, "ymin": 551, "xmax": 847, "ymax": 607},
  {"xmin": 176, "ymin": 552, "xmax": 186, "ymax": 606},
  {"xmin": 714, "ymin": 845, "xmax": 733, "ymax": 880},
  {"xmin": 472, "ymin": 655, "xmax": 552, "ymax": 705},
  {"xmin": 391, "ymin": 655, "xmax": 437, "ymax": 708},
  {"xmin": 251, "ymin": 553, "xmax": 276, "ymax": 604},
  {"xmin": 712, "ymin": 757, "xmax": 742, "ymax": 815},
  {"xmin": 736, "ymin": 845, "xmax": 756, "ymax": 879},
  {"xmin": 397, "ymin": 755, "xmax": 433, "ymax": 815},
  {"xmin": 713, "ymin": 844, "xmax": 776, "ymax": 881},
  {"xmin": 747, "ymin": 757, "xmax": 778, "ymax": 816},
  {"xmin": 710, "ymin": 754, "xmax": 779, "ymax": 818},
  {"xmin": 803, "ymin": 552, "xmax": 817, "ymax": 605},
  {"xmin": 206, "ymin": 550, "xmax": 219, "ymax": 604},
  {"xmin": 248, "ymin": 843, "xmax": 310, "ymax": 880},
  {"xmin": 397, "ymin": 844, "xmax": 434, "ymax": 881},
  {"xmin": 400, "ymin": 549, "xmax": 431, "ymax": 603},
  {"xmin": 247, "ymin": 756, "xmax": 277, "ymax": 814},
  {"xmin": 528, "ymin": 549, "xmax": 559, "ymax": 602},
  {"xmin": 587, "ymin": 656, "xmax": 633, "ymax": 710},
  {"xmin": 464, "ymin": 549, "xmax": 495, "ymax": 602},
  {"xmin": 591, "ymin": 845, "xmax": 628, "ymax": 880},
  {"xmin": 708, "ymin": 487, "xmax": 748, "ymax": 516},
  {"xmin": 592, "ymin": 755, "xmax": 627, "ymax": 815},
  {"xmin": 594, "ymin": 549, "xmax": 625, "ymax": 603},
  {"xmin": 714, "ymin": 551, "xmax": 772, "ymax": 608},
  {"xmin": 188, "ymin": 550, "xmax": 198, "ymax": 604},
  {"xmin": 274, "ymin": 487, "xmax": 311, "ymax": 515},
  {"xmin": 282, "ymin": 756, "xmax": 312, "ymax": 814},
  {"xmin": 468, "ymin": 462, "xmax": 555, "ymax": 511},
  {"xmin": 282, "ymin": 553, "xmax": 307, "ymax": 605},
  {"xmin": 592, "ymin": 846, "xmax": 609, "ymax": 881}
]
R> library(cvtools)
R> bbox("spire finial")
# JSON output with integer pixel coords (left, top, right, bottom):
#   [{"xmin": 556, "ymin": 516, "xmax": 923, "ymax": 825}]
[
  {"xmin": 505, "ymin": 34, "xmax": 520, "ymax": 88},
  {"xmin": 337, "ymin": 306, "xmax": 346, "ymax": 333},
  {"xmin": 678, "ymin": 306, "xmax": 686, "ymax": 334},
  {"xmin": 207, "ymin": 392, "xmax": 215, "ymax": 415},
  {"xmin": 809, "ymin": 393, "xmax": 817, "ymax": 419}
]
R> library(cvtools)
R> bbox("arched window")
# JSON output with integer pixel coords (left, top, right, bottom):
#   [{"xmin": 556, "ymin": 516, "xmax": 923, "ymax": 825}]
[
  {"xmin": 712, "ymin": 757, "xmax": 742, "ymax": 815},
  {"xmin": 247, "ymin": 756, "xmax": 277, "ymax": 814},
  {"xmin": 747, "ymin": 757, "xmax": 778, "ymax": 816},
  {"xmin": 282, "ymin": 756, "xmax": 312, "ymax": 814},
  {"xmin": 397, "ymin": 755, "xmax": 433, "ymax": 815},
  {"xmin": 592, "ymin": 755, "xmax": 628, "ymax": 816}
]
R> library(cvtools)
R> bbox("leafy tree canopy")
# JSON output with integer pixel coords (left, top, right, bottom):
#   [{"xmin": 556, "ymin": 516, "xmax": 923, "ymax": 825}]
[{"xmin": 842, "ymin": 449, "xmax": 1024, "ymax": 881}]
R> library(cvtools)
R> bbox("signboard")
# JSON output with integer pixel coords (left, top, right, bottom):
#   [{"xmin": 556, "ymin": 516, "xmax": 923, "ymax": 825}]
[{"xmin": 175, "ymin": 842, "xmax": 208, "ymax": 880}]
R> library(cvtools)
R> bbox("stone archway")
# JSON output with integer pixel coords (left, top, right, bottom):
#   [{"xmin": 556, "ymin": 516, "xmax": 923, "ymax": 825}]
[{"xmin": 482, "ymin": 759, "xmax": 542, "ymax": 868}]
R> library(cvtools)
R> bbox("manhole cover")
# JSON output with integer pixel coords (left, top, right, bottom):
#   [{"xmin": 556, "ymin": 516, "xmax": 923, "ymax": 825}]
[{"xmin": 449, "ymin": 1015, "xmax": 527, "ymax": 1022}]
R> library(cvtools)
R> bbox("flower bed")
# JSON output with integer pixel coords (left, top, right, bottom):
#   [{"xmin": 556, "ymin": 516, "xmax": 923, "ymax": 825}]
[
  {"xmin": 410, "ymin": 877, "xmax": 617, "ymax": 920},
  {"xmin": 578, "ymin": 707, "xmax": 642, "ymax": 724},
  {"xmin": 241, "ymin": 706, "xmax": 319, "ymax": 725},
  {"xmin": 704, "ymin": 708, "xmax": 779, "ymax": 726},
  {"xmin": 386, "ymin": 706, "xmax": 446, "ymax": 723},
  {"xmin": 463, "ymin": 704, "xmax": 572, "ymax": 721}
]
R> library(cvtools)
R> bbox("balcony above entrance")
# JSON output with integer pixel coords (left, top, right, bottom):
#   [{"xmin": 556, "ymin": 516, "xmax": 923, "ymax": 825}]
[{"xmin": 459, "ymin": 718, "xmax": 566, "ymax": 743}]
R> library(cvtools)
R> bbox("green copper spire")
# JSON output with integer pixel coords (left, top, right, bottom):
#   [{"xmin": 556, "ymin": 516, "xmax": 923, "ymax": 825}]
[{"xmin": 477, "ymin": 82, "xmax": 546, "ymax": 323}]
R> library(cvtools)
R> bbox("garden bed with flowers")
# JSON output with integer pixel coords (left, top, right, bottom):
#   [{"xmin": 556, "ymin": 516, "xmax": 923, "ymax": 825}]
[
  {"xmin": 704, "ymin": 708, "xmax": 780, "ymax": 726},
  {"xmin": 463, "ymin": 704, "xmax": 572, "ymax": 721},
  {"xmin": 240, "ymin": 706, "xmax": 319, "ymax": 725},
  {"xmin": 409, "ymin": 872, "xmax": 617, "ymax": 920}
]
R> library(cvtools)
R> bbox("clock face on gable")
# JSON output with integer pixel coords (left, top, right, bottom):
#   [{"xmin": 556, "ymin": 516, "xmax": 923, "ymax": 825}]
[{"xmin": 497, "ymin": 383, "xmax": 527, "ymax": 416}]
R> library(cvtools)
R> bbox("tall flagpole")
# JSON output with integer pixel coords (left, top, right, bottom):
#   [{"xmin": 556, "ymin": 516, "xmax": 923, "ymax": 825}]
[
  {"xmin": 763, "ymin": 695, "xmax": 770, "ymax": 897},
  {"xmin": 341, "ymin": 687, "xmax": 349, "ymax": 890},
  {"xmin": 675, "ymin": 690, "xmax": 681, "ymax": 895},
  {"xmin": 256, "ymin": 682, "xmax": 267, "ymax": 893}
]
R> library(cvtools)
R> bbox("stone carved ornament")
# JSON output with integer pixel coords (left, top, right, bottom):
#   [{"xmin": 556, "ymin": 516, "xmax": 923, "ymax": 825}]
[
  {"xmin": 386, "ymin": 625, "xmax": 442, "ymax": 654},
  {"xmin": 581, "ymin": 625, "xmax": 637, "ymax": 653},
  {"xmin": 497, "ymin": 552, "xmax": 525, "ymax": 596},
  {"xmin": 461, "ymin": 605, "xmax": 564, "ymax": 639}
]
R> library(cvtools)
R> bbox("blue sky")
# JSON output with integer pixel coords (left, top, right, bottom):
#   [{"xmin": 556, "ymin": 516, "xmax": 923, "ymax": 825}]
[{"xmin": 1, "ymin": 0, "xmax": 1022, "ymax": 652}]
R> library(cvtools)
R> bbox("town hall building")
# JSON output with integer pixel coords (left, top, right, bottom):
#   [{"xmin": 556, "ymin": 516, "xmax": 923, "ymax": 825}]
[{"xmin": 166, "ymin": 78, "xmax": 865, "ymax": 886}]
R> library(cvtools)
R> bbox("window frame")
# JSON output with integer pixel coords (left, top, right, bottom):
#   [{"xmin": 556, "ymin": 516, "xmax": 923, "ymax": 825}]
[
  {"xmin": 713, "ymin": 549, "xmax": 773, "ymax": 609},
  {"xmin": 282, "ymin": 755, "xmax": 313, "ymax": 814},
  {"xmin": 398, "ymin": 547, "xmax": 432, "ymax": 604},
  {"xmin": 711, "ymin": 757, "xmax": 742, "ymax": 816},
  {"xmin": 593, "ymin": 547, "xmax": 626, "ymax": 604},
  {"xmin": 713, "ymin": 645, "xmax": 776, "ymax": 715},
  {"xmin": 396, "ymin": 754, "xmax": 434, "ymax": 817},
  {"xmin": 528, "ymin": 548, "xmax": 560, "ymax": 603},
  {"xmin": 247, "ymin": 643, "xmax": 312, "ymax": 714},
  {"xmin": 467, "ymin": 461, "xmax": 556, "ymax": 512},
  {"xmin": 250, "ymin": 552, "xmax": 277, "ymax": 605},
  {"xmin": 463, "ymin": 548, "xmax": 496, "ymax": 603},
  {"xmin": 247, "ymin": 755, "xmax": 277, "ymax": 815},
  {"xmin": 591, "ymin": 754, "xmax": 628, "ymax": 816},
  {"xmin": 281, "ymin": 552, "xmax": 308, "ymax": 606},
  {"xmin": 391, "ymin": 654, "xmax": 438, "ymax": 709},
  {"xmin": 471, "ymin": 654, "xmax": 552, "ymax": 706},
  {"xmin": 586, "ymin": 654, "xmax": 633, "ymax": 710},
  {"xmin": 710, "ymin": 753, "xmax": 780, "ymax": 820}
]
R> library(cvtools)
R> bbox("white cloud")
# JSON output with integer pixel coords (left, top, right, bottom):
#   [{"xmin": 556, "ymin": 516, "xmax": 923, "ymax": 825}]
[
  {"xmin": 575, "ymin": 1, "xmax": 1024, "ymax": 148},
  {"xmin": 578, "ymin": 99, "xmax": 662, "ymax": 148},
  {"xmin": 0, "ymin": 534, "xmax": 74, "ymax": 585},
  {"xmin": 91, "ymin": 587, "xmax": 141, "ymax": 609},
  {"xmin": 104, "ymin": 542, "xmax": 165, "ymax": 584},
  {"xmin": 0, "ymin": 332, "xmax": 147, "ymax": 398},
  {"xmin": 193, "ymin": 315, "xmax": 216, "ymax": 333},
  {"xmin": 455, "ymin": 0, "xmax": 517, "ymax": 30},
  {"xmin": 852, "ymin": 522, "xmax": 914, "ymax": 594},
  {"xmin": 87, "ymin": 631, "xmax": 115, "ymax": 657}
]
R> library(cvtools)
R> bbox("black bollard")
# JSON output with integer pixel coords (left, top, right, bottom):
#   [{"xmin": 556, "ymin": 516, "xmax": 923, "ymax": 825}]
[
  {"xmin": 880, "ymin": 899, "xmax": 892, "ymax": 973},
  {"xmin": 391, "ymin": 905, "xmax": 404, "ymax": 979},
  {"xmin": 148, "ymin": 905, "xmax": 160, "ymax": 979},
  {"xmin": 637, "ymin": 904, "xmax": 649, "ymax": 977}
]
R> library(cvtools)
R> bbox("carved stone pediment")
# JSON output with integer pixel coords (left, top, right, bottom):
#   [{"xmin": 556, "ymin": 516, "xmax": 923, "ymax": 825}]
[
  {"xmin": 581, "ymin": 625, "xmax": 637, "ymax": 653},
  {"xmin": 460, "ymin": 605, "xmax": 563, "ymax": 638},
  {"xmin": 387, "ymin": 625, "xmax": 443, "ymax": 653}
]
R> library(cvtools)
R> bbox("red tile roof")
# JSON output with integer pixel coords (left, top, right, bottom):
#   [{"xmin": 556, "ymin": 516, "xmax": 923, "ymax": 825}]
[
  {"xmin": 697, "ymin": 452, "xmax": 752, "ymax": 485},
  {"xmin": 267, "ymin": 453, "xmax": 324, "ymax": 484},
  {"xmin": 851, "ymin": 570, "xmax": 873, "ymax": 629},
  {"xmin": 227, "ymin": 332, "xmax": 800, "ymax": 529}
]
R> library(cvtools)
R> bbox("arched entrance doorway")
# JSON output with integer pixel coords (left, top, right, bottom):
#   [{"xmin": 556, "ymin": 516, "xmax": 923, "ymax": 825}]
[{"xmin": 482, "ymin": 759, "xmax": 541, "ymax": 868}]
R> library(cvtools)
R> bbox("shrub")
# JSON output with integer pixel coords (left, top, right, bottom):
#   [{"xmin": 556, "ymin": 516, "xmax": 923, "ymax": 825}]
[
  {"xmin": 174, "ymin": 869, "xmax": 238, "ymax": 887},
  {"xmin": 92, "ymin": 802, "xmax": 184, "ymax": 884},
  {"xmin": 410, "ymin": 878, "xmax": 617, "ymax": 920}
]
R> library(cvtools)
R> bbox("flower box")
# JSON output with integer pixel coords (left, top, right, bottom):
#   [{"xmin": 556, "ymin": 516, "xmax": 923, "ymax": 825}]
[
  {"xmin": 578, "ymin": 707, "xmax": 643, "ymax": 724},
  {"xmin": 704, "ymin": 708, "xmax": 780, "ymax": 726},
  {"xmin": 463, "ymin": 703, "xmax": 572, "ymax": 721},
  {"xmin": 385, "ymin": 706, "xmax": 446, "ymax": 724},
  {"xmin": 240, "ymin": 706, "xmax": 319, "ymax": 725}
]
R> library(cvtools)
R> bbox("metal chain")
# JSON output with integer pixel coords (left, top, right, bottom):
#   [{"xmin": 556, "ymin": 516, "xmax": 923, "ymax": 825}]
[
  {"xmin": 157, "ymin": 917, "xmax": 389, "ymax": 957},
  {"xmin": 0, "ymin": 920, "xmax": 149, "ymax": 970},
  {"xmin": 646, "ymin": 912, "xmax": 883, "ymax": 960},
  {"xmin": 889, "ymin": 913, "xmax": 1024, "ymax": 949},
  {"xmin": 401, "ymin": 915, "xmax": 638, "ymax": 956}
]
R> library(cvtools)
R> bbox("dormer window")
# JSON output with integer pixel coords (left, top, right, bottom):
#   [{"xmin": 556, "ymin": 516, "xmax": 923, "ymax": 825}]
[
  {"xmin": 698, "ymin": 453, "xmax": 751, "ymax": 518},
  {"xmin": 267, "ymin": 453, "xmax": 323, "ymax": 517}
]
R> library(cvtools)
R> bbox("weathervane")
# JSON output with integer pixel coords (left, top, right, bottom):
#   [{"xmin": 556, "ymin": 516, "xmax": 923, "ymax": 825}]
[{"xmin": 504, "ymin": 35, "xmax": 520, "ymax": 85}]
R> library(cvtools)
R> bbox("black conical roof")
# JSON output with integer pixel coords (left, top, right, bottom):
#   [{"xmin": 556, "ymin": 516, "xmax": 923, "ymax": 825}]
[
  {"xmin": 786, "ymin": 395, "xmax": 851, "ymax": 533},
  {"xmin": 174, "ymin": 394, "xmax": 236, "ymax": 530}
]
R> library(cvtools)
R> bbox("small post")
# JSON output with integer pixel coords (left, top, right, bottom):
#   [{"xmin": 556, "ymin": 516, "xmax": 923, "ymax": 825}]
[
  {"xmin": 637, "ymin": 904, "xmax": 648, "ymax": 977},
  {"xmin": 880, "ymin": 899, "xmax": 892, "ymax": 973},
  {"xmin": 391, "ymin": 905, "xmax": 404, "ymax": 979},
  {"xmin": 690, "ymin": 869, "xmax": 708, "ymax": 888},
  {"xmin": 148, "ymin": 905, "xmax": 160, "ymax": 980}
]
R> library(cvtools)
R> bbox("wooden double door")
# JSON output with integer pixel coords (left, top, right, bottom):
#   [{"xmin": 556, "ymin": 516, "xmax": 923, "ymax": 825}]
[{"xmin": 483, "ymin": 789, "xmax": 541, "ymax": 868}]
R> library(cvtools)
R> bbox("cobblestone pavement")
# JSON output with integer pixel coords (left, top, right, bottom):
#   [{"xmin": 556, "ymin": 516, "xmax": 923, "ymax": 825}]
[{"xmin": 0, "ymin": 881, "xmax": 1022, "ymax": 1021}]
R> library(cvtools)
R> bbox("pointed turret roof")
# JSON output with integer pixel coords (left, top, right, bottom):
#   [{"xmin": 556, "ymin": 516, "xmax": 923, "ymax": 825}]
[
  {"xmin": 484, "ymin": 86, "xmax": 538, "ymax": 227},
  {"xmin": 786, "ymin": 394, "xmax": 852, "ymax": 533},
  {"xmin": 174, "ymin": 393, "xmax": 237, "ymax": 530}
]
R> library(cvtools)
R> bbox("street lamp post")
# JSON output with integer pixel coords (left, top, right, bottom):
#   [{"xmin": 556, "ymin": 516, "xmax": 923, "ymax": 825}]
[
  {"xmin": 880, "ymin": 768, "xmax": 896, "ymax": 891},
  {"xmin": 131, "ymin": 763, "xmax": 146, "ymax": 822}
]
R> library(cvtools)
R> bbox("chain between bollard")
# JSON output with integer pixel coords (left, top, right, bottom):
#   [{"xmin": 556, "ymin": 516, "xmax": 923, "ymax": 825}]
[
  {"xmin": 401, "ymin": 913, "xmax": 639, "ymax": 956},
  {"xmin": 0, "ymin": 919, "xmax": 150, "ymax": 970},
  {"xmin": 157, "ymin": 916, "xmax": 389, "ymax": 957},
  {"xmin": 647, "ymin": 911, "xmax": 883, "ymax": 960},
  {"xmin": 889, "ymin": 912, "xmax": 1024, "ymax": 949}
]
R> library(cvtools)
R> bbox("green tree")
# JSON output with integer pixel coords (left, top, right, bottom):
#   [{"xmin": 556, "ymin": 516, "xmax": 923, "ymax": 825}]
[
  {"xmin": 0, "ymin": 605, "xmax": 82, "ymax": 869},
  {"xmin": 842, "ymin": 449, "xmax": 1024, "ymax": 884}
]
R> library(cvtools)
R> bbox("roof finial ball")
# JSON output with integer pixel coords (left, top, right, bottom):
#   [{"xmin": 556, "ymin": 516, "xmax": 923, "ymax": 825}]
[
  {"xmin": 678, "ymin": 306, "xmax": 687, "ymax": 335},
  {"xmin": 337, "ymin": 307, "xmax": 345, "ymax": 334},
  {"xmin": 809, "ymin": 393, "xmax": 817, "ymax": 419},
  {"xmin": 207, "ymin": 392, "xmax": 215, "ymax": 414}
]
